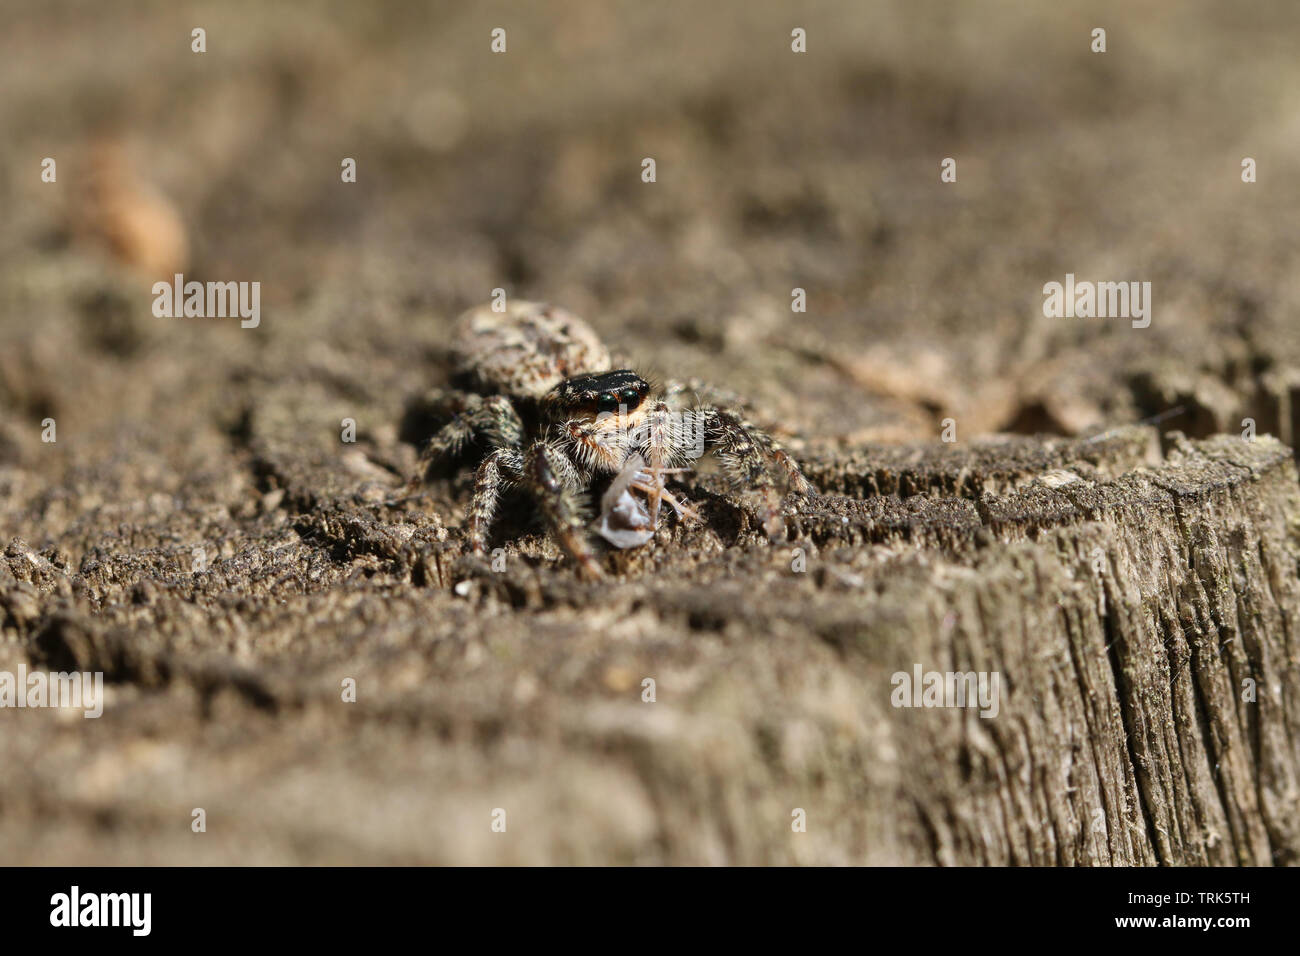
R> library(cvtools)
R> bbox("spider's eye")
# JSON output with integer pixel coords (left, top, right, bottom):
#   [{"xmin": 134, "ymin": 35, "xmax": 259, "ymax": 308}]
[
  {"xmin": 621, "ymin": 389, "xmax": 641, "ymax": 406},
  {"xmin": 596, "ymin": 393, "xmax": 620, "ymax": 413}
]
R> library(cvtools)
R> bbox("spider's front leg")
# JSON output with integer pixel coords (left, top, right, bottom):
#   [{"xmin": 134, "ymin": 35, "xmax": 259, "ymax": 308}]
[{"xmin": 523, "ymin": 439, "xmax": 605, "ymax": 580}]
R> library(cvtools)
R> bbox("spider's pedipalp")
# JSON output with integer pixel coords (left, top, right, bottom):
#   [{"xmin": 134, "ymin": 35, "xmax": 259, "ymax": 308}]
[
  {"xmin": 630, "ymin": 399, "xmax": 700, "ymax": 523},
  {"xmin": 557, "ymin": 418, "xmax": 627, "ymax": 475}
]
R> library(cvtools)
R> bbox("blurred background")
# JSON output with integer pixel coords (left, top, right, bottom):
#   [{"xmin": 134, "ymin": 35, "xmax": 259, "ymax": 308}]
[
  {"xmin": 4, "ymin": 0, "xmax": 1300, "ymax": 463},
  {"xmin": 2, "ymin": 0, "xmax": 1300, "ymax": 863}
]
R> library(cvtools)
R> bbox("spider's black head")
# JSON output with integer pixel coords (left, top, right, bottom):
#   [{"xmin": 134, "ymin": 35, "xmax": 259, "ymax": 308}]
[{"xmin": 546, "ymin": 369, "xmax": 652, "ymax": 420}]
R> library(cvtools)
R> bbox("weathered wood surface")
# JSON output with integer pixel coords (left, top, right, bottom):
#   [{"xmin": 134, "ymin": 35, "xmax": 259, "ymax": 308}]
[
  {"xmin": 3, "ymin": 2, "xmax": 1300, "ymax": 865},
  {"xmin": 3, "ymin": 426, "xmax": 1298, "ymax": 864}
]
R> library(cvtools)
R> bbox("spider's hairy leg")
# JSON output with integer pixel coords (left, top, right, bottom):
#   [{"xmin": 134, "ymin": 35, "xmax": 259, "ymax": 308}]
[
  {"xmin": 465, "ymin": 447, "xmax": 524, "ymax": 554},
  {"xmin": 412, "ymin": 394, "xmax": 525, "ymax": 486},
  {"xmin": 704, "ymin": 407, "xmax": 814, "ymax": 540},
  {"xmin": 706, "ymin": 407, "xmax": 784, "ymax": 538},
  {"xmin": 660, "ymin": 376, "xmax": 814, "ymax": 492},
  {"xmin": 742, "ymin": 417, "xmax": 816, "ymax": 495},
  {"xmin": 524, "ymin": 439, "xmax": 604, "ymax": 579}
]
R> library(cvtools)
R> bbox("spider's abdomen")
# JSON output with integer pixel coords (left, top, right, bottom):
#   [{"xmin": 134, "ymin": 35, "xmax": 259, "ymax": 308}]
[{"xmin": 452, "ymin": 301, "xmax": 612, "ymax": 399}]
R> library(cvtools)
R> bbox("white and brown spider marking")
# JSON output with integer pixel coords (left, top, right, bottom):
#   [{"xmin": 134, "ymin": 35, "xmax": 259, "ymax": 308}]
[{"xmin": 412, "ymin": 300, "xmax": 814, "ymax": 578}]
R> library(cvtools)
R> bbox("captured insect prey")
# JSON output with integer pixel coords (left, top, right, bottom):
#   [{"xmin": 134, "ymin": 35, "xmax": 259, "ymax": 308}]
[{"xmin": 595, "ymin": 454, "xmax": 656, "ymax": 549}]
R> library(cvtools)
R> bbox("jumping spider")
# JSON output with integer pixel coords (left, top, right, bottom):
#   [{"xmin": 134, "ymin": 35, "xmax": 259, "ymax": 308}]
[{"xmin": 410, "ymin": 300, "xmax": 814, "ymax": 578}]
